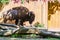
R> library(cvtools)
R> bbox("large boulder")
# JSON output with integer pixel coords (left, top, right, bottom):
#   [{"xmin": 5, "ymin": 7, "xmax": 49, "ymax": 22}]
[
  {"xmin": 18, "ymin": 26, "xmax": 39, "ymax": 34},
  {"xmin": 0, "ymin": 23, "xmax": 19, "ymax": 36}
]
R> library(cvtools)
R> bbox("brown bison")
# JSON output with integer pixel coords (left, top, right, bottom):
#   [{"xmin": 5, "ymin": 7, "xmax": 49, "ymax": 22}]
[{"xmin": 3, "ymin": 6, "xmax": 35, "ymax": 26}]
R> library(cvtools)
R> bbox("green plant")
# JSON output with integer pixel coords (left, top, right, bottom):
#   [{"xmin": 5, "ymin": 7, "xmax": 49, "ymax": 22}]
[
  {"xmin": 34, "ymin": 22, "xmax": 44, "ymax": 27},
  {"xmin": 1, "ymin": 0, "xmax": 9, "ymax": 4},
  {"xmin": 0, "ymin": 0, "xmax": 9, "ymax": 11}
]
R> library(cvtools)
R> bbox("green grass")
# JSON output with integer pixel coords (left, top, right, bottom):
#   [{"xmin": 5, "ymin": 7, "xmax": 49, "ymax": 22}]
[
  {"xmin": 10, "ymin": 33, "xmax": 37, "ymax": 38},
  {"xmin": 47, "ymin": 38, "xmax": 60, "ymax": 40},
  {"xmin": 10, "ymin": 33, "xmax": 60, "ymax": 40},
  {"xmin": 0, "ymin": 33, "xmax": 60, "ymax": 40}
]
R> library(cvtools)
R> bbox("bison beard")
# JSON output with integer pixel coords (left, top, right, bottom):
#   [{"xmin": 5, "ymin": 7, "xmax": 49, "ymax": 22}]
[{"xmin": 3, "ymin": 7, "xmax": 35, "ymax": 26}]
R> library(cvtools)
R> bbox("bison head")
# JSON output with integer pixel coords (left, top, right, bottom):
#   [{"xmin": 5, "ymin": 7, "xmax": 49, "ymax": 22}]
[{"xmin": 27, "ymin": 11, "xmax": 35, "ymax": 26}]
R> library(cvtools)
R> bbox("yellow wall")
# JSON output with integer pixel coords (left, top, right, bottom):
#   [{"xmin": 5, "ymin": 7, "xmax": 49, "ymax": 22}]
[{"xmin": 48, "ymin": 10, "xmax": 60, "ymax": 32}]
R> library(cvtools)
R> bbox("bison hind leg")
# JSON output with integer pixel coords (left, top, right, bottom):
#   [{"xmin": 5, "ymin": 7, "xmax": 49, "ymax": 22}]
[
  {"xmin": 15, "ymin": 19, "xmax": 18, "ymax": 25},
  {"xmin": 4, "ymin": 19, "xmax": 7, "ymax": 23}
]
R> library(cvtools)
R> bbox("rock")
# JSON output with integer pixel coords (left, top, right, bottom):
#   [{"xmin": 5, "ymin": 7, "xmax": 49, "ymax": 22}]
[
  {"xmin": 19, "ymin": 26, "xmax": 29, "ymax": 33},
  {"xmin": 0, "ymin": 23, "xmax": 19, "ymax": 36},
  {"xmin": 0, "ymin": 24, "xmax": 40, "ymax": 36},
  {"xmin": 18, "ymin": 26, "xmax": 39, "ymax": 34},
  {"xmin": 39, "ymin": 30, "xmax": 60, "ymax": 38}
]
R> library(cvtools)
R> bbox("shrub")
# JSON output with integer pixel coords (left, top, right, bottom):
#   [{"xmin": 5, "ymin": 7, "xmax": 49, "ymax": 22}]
[{"xmin": 34, "ymin": 22, "xmax": 44, "ymax": 27}]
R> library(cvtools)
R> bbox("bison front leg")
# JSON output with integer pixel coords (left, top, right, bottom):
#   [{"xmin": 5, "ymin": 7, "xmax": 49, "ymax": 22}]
[
  {"xmin": 29, "ymin": 21, "xmax": 33, "ymax": 27},
  {"xmin": 20, "ymin": 21, "xmax": 23, "ymax": 26}
]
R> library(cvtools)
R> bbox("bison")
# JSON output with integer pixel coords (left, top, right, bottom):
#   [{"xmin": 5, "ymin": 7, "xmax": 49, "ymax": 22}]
[{"xmin": 3, "ymin": 6, "xmax": 35, "ymax": 26}]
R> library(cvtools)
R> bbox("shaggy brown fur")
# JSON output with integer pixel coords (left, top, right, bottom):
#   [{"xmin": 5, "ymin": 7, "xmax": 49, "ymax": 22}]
[{"xmin": 3, "ymin": 6, "xmax": 35, "ymax": 26}]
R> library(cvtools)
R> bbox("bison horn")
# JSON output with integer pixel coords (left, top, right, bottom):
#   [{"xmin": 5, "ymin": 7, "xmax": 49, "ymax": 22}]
[
  {"xmin": 28, "ymin": 12, "xmax": 30, "ymax": 16},
  {"xmin": 28, "ymin": 11, "xmax": 33, "ymax": 16}
]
